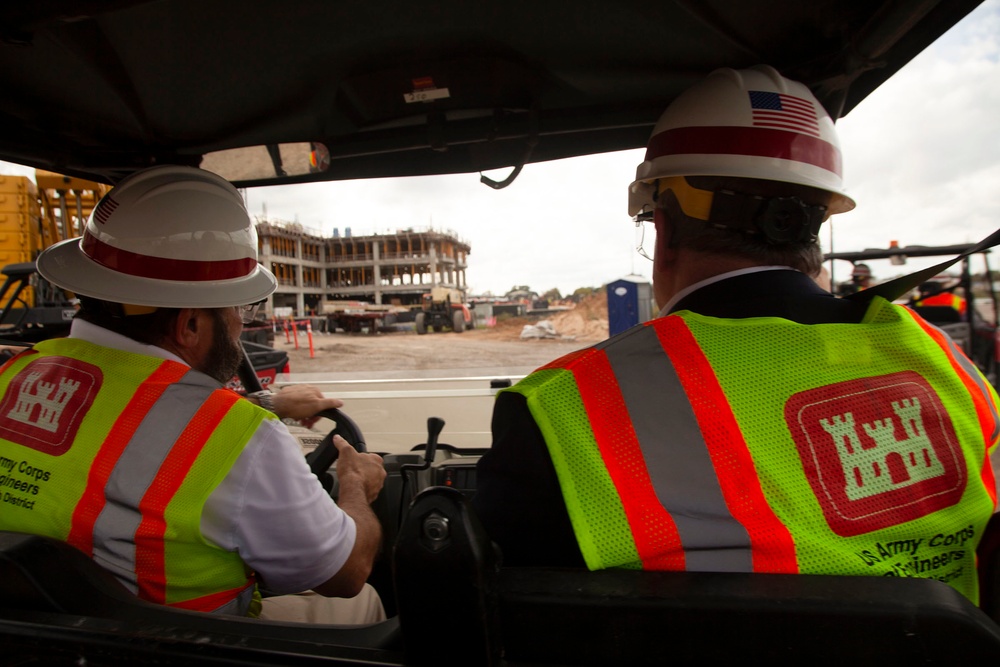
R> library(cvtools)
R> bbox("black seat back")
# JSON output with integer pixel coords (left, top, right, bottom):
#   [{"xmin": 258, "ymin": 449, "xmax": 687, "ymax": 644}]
[
  {"xmin": 912, "ymin": 304, "xmax": 963, "ymax": 323},
  {"xmin": 0, "ymin": 531, "xmax": 146, "ymax": 615},
  {"xmin": 393, "ymin": 488, "xmax": 1000, "ymax": 666},
  {"xmin": 978, "ymin": 512, "xmax": 1000, "ymax": 623},
  {"xmin": 0, "ymin": 530, "xmax": 402, "ymax": 664}
]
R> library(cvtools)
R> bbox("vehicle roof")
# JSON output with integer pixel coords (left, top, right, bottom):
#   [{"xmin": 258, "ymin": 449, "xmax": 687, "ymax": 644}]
[{"xmin": 0, "ymin": 0, "xmax": 985, "ymax": 187}]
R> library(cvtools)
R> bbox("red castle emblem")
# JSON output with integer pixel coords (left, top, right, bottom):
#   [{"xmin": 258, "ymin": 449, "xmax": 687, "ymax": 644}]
[{"xmin": 785, "ymin": 371, "xmax": 966, "ymax": 536}]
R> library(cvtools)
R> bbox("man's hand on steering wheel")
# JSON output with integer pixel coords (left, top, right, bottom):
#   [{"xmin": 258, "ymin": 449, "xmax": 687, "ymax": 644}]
[
  {"xmin": 267, "ymin": 385, "xmax": 344, "ymax": 428},
  {"xmin": 333, "ymin": 436, "xmax": 386, "ymax": 504}
]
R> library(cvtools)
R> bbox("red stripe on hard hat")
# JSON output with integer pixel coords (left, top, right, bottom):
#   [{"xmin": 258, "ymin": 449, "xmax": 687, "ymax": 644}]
[
  {"xmin": 82, "ymin": 232, "xmax": 257, "ymax": 281},
  {"xmin": 645, "ymin": 126, "xmax": 842, "ymax": 177}
]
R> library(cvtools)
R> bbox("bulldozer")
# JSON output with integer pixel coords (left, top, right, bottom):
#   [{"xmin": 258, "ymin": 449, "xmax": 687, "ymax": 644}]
[{"xmin": 415, "ymin": 286, "xmax": 473, "ymax": 334}]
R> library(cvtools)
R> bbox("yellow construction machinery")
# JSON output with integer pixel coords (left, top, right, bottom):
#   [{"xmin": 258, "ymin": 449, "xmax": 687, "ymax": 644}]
[
  {"xmin": 415, "ymin": 286, "xmax": 473, "ymax": 334},
  {"xmin": 0, "ymin": 171, "xmax": 110, "ymax": 342}
]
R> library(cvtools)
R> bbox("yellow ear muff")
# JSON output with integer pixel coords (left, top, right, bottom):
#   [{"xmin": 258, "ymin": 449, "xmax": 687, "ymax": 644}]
[
  {"xmin": 656, "ymin": 177, "xmax": 714, "ymax": 221},
  {"xmin": 120, "ymin": 304, "xmax": 159, "ymax": 316}
]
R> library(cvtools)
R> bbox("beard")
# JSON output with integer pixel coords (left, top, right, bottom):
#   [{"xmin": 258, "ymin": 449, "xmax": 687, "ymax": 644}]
[{"xmin": 203, "ymin": 309, "xmax": 245, "ymax": 385}]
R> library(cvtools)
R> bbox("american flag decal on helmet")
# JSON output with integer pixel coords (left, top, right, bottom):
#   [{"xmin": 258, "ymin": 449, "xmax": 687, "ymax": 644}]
[
  {"xmin": 92, "ymin": 196, "xmax": 119, "ymax": 224},
  {"xmin": 748, "ymin": 91, "xmax": 820, "ymax": 138}
]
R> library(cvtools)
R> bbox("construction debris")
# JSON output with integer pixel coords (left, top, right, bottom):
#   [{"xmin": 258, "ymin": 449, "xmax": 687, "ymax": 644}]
[{"xmin": 520, "ymin": 320, "xmax": 564, "ymax": 340}]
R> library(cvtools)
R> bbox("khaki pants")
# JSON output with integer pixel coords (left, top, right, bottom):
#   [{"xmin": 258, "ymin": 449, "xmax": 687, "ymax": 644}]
[{"xmin": 258, "ymin": 584, "xmax": 386, "ymax": 625}]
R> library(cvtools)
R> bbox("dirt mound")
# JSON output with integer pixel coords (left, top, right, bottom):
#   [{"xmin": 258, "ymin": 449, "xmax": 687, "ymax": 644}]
[
  {"xmin": 473, "ymin": 290, "xmax": 609, "ymax": 342},
  {"xmin": 548, "ymin": 291, "xmax": 608, "ymax": 341}
]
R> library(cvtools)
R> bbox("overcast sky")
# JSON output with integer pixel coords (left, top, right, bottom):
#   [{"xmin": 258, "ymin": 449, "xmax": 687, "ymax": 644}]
[{"xmin": 2, "ymin": 1, "xmax": 998, "ymax": 297}]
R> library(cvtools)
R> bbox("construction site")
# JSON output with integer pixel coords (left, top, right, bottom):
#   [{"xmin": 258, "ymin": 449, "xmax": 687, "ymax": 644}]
[
  {"xmin": 0, "ymin": 173, "xmax": 474, "ymax": 333},
  {"xmin": 256, "ymin": 220, "xmax": 471, "ymax": 319},
  {"xmin": 1, "ymin": 171, "xmax": 612, "ymax": 345}
]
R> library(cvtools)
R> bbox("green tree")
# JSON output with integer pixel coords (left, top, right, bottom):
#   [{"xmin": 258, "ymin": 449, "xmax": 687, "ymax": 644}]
[
  {"xmin": 570, "ymin": 286, "xmax": 598, "ymax": 303},
  {"xmin": 542, "ymin": 287, "xmax": 562, "ymax": 302}
]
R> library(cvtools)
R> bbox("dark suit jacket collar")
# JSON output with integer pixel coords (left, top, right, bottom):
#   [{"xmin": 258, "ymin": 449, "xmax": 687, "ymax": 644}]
[{"xmin": 670, "ymin": 268, "xmax": 868, "ymax": 324}]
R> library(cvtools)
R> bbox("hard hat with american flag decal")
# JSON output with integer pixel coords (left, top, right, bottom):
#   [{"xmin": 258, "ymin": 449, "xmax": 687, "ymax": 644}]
[
  {"xmin": 628, "ymin": 65, "xmax": 855, "ymax": 219},
  {"xmin": 36, "ymin": 165, "xmax": 276, "ymax": 309}
]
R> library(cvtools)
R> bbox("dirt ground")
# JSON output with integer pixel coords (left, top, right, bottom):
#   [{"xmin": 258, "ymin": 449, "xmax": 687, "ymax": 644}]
[{"xmin": 273, "ymin": 292, "xmax": 610, "ymax": 374}]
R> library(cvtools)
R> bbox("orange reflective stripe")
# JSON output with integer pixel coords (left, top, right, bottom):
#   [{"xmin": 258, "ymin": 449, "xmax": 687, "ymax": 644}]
[
  {"xmin": 904, "ymin": 308, "xmax": 999, "ymax": 506},
  {"xmin": 168, "ymin": 580, "xmax": 254, "ymax": 613},
  {"xmin": 134, "ymin": 390, "xmax": 239, "ymax": 604},
  {"xmin": 539, "ymin": 348, "xmax": 590, "ymax": 371},
  {"xmin": 68, "ymin": 361, "xmax": 189, "ymax": 556},
  {"xmin": 572, "ymin": 350, "xmax": 684, "ymax": 570},
  {"xmin": 654, "ymin": 317, "xmax": 798, "ymax": 573}
]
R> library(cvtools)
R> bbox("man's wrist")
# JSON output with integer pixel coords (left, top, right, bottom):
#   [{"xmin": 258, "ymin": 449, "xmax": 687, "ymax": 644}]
[{"xmin": 248, "ymin": 390, "xmax": 276, "ymax": 413}]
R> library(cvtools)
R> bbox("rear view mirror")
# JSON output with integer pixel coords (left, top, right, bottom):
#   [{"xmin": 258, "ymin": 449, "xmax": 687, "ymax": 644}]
[{"xmin": 200, "ymin": 142, "xmax": 330, "ymax": 181}]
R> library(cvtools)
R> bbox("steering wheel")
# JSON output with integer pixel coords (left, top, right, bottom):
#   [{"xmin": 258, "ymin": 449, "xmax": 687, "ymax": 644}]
[{"xmin": 304, "ymin": 408, "xmax": 367, "ymax": 494}]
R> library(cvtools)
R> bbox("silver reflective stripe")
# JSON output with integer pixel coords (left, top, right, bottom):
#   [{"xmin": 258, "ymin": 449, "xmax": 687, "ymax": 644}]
[
  {"xmin": 936, "ymin": 329, "xmax": 1000, "ymax": 444},
  {"xmin": 600, "ymin": 325, "xmax": 753, "ymax": 572},
  {"xmin": 210, "ymin": 583, "xmax": 255, "ymax": 616},
  {"xmin": 90, "ymin": 370, "xmax": 217, "ymax": 594}
]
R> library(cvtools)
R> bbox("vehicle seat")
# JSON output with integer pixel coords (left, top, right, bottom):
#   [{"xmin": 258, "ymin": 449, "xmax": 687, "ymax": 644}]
[
  {"xmin": 393, "ymin": 488, "xmax": 1000, "ymax": 666},
  {"xmin": 978, "ymin": 512, "xmax": 1000, "ymax": 622},
  {"xmin": 0, "ymin": 531, "xmax": 402, "ymax": 660},
  {"xmin": 912, "ymin": 305, "xmax": 963, "ymax": 323}
]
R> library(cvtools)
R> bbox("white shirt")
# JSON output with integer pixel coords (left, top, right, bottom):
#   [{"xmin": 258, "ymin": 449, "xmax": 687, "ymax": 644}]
[{"xmin": 69, "ymin": 319, "xmax": 356, "ymax": 594}]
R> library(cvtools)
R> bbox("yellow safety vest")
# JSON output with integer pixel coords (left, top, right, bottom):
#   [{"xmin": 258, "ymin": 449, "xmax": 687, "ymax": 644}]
[
  {"xmin": 0, "ymin": 337, "xmax": 270, "ymax": 615},
  {"xmin": 507, "ymin": 297, "xmax": 1000, "ymax": 603}
]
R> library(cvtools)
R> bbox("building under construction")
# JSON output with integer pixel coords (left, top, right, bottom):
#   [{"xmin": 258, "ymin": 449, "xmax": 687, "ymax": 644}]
[{"xmin": 256, "ymin": 220, "xmax": 470, "ymax": 316}]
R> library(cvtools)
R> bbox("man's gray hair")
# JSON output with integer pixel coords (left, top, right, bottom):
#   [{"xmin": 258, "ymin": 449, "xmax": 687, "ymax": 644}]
[
  {"xmin": 672, "ymin": 221, "xmax": 823, "ymax": 276},
  {"xmin": 665, "ymin": 175, "xmax": 829, "ymax": 277}
]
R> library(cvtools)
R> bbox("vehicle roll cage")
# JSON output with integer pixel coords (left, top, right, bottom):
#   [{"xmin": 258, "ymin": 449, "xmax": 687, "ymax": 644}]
[{"xmin": 826, "ymin": 243, "xmax": 1000, "ymax": 381}]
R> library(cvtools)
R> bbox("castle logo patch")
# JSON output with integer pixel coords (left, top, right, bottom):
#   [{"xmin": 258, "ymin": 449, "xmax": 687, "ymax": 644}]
[
  {"xmin": 0, "ymin": 357, "xmax": 102, "ymax": 455},
  {"xmin": 785, "ymin": 371, "xmax": 966, "ymax": 536}
]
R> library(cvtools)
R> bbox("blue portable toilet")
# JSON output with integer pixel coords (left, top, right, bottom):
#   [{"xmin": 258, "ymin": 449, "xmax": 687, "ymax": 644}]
[{"xmin": 607, "ymin": 276, "xmax": 654, "ymax": 336}]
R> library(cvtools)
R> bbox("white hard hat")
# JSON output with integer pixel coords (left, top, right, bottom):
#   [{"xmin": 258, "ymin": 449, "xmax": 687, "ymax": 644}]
[
  {"xmin": 37, "ymin": 165, "xmax": 276, "ymax": 309},
  {"xmin": 628, "ymin": 65, "xmax": 856, "ymax": 217}
]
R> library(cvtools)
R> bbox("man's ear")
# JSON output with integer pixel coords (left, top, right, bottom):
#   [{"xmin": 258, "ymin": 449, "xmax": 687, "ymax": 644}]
[{"xmin": 168, "ymin": 308, "xmax": 207, "ymax": 352}]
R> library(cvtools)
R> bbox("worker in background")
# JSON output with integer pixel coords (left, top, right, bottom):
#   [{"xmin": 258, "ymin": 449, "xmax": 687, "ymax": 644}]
[
  {"xmin": 851, "ymin": 263, "xmax": 873, "ymax": 289},
  {"xmin": 836, "ymin": 263, "xmax": 873, "ymax": 296},
  {"xmin": 0, "ymin": 166, "xmax": 386, "ymax": 624},
  {"xmin": 912, "ymin": 278, "xmax": 968, "ymax": 318},
  {"xmin": 474, "ymin": 65, "xmax": 999, "ymax": 604}
]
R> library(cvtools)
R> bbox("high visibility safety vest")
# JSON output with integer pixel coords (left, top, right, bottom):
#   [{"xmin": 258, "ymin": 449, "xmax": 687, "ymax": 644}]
[
  {"xmin": 916, "ymin": 292, "xmax": 968, "ymax": 315},
  {"xmin": 0, "ymin": 337, "xmax": 270, "ymax": 615},
  {"xmin": 507, "ymin": 297, "xmax": 1000, "ymax": 603}
]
